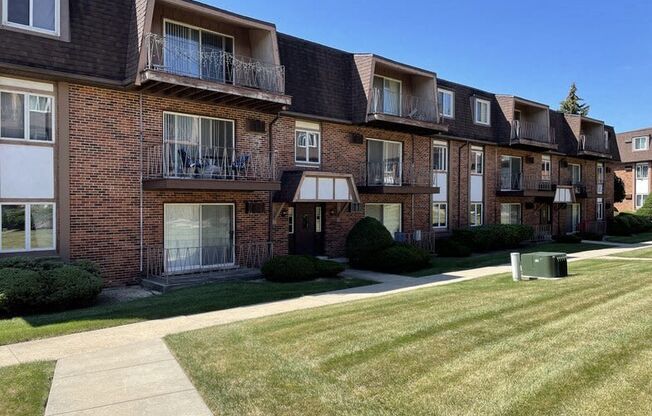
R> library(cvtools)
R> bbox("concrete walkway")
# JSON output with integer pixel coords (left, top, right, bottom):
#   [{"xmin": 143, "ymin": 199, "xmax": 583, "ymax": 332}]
[{"xmin": 1, "ymin": 241, "xmax": 651, "ymax": 416}]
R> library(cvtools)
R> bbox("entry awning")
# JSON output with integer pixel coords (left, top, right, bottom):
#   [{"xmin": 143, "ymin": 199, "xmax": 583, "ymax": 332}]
[
  {"xmin": 553, "ymin": 186, "xmax": 576, "ymax": 204},
  {"xmin": 275, "ymin": 171, "xmax": 361, "ymax": 203}
]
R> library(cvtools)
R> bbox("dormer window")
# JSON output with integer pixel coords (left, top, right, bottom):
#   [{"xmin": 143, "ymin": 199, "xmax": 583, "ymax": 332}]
[
  {"xmin": 473, "ymin": 98, "xmax": 491, "ymax": 126},
  {"xmin": 633, "ymin": 136, "xmax": 648, "ymax": 151},
  {"xmin": 3, "ymin": 0, "xmax": 59, "ymax": 34}
]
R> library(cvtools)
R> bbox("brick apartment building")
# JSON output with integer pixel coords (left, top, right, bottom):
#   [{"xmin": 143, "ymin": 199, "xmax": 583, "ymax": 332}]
[
  {"xmin": 614, "ymin": 128, "xmax": 652, "ymax": 212},
  {"xmin": 0, "ymin": 0, "xmax": 619, "ymax": 286}
]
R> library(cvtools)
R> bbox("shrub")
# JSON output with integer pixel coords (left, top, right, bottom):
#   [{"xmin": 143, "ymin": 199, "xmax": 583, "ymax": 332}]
[
  {"xmin": 0, "ymin": 269, "xmax": 48, "ymax": 314},
  {"xmin": 72, "ymin": 259, "xmax": 102, "ymax": 277},
  {"xmin": 262, "ymin": 255, "xmax": 317, "ymax": 282},
  {"xmin": 312, "ymin": 258, "xmax": 345, "ymax": 278},
  {"xmin": 455, "ymin": 224, "xmax": 534, "ymax": 252},
  {"xmin": 553, "ymin": 234, "xmax": 582, "ymax": 244},
  {"xmin": 42, "ymin": 266, "xmax": 102, "ymax": 311},
  {"xmin": 345, "ymin": 217, "xmax": 394, "ymax": 268},
  {"xmin": 369, "ymin": 245, "xmax": 431, "ymax": 273},
  {"xmin": 608, "ymin": 213, "xmax": 652, "ymax": 236},
  {"xmin": 436, "ymin": 238, "xmax": 472, "ymax": 257},
  {"xmin": 0, "ymin": 256, "xmax": 63, "ymax": 271},
  {"xmin": 577, "ymin": 231, "xmax": 603, "ymax": 241}
]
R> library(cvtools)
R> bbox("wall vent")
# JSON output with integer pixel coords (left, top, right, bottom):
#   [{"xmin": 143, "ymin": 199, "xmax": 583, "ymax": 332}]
[
  {"xmin": 245, "ymin": 202, "xmax": 266, "ymax": 213},
  {"xmin": 246, "ymin": 119, "xmax": 266, "ymax": 133}
]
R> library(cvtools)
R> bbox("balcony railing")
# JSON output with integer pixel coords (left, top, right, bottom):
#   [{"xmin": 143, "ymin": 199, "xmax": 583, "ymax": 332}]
[
  {"xmin": 369, "ymin": 88, "xmax": 439, "ymax": 123},
  {"xmin": 579, "ymin": 133, "xmax": 609, "ymax": 154},
  {"xmin": 580, "ymin": 220, "xmax": 606, "ymax": 235},
  {"xmin": 358, "ymin": 161, "xmax": 434, "ymax": 188},
  {"xmin": 531, "ymin": 224, "xmax": 553, "ymax": 241},
  {"xmin": 566, "ymin": 180, "xmax": 591, "ymax": 196},
  {"xmin": 144, "ymin": 143, "xmax": 277, "ymax": 182},
  {"xmin": 395, "ymin": 230, "xmax": 436, "ymax": 253},
  {"xmin": 145, "ymin": 241, "xmax": 274, "ymax": 282},
  {"xmin": 145, "ymin": 33, "xmax": 286, "ymax": 94},
  {"xmin": 511, "ymin": 120, "xmax": 555, "ymax": 144},
  {"xmin": 498, "ymin": 173, "xmax": 555, "ymax": 192}
]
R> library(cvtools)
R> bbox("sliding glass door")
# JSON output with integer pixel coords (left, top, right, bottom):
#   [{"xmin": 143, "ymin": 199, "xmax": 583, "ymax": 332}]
[{"xmin": 164, "ymin": 204, "xmax": 234, "ymax": 273}]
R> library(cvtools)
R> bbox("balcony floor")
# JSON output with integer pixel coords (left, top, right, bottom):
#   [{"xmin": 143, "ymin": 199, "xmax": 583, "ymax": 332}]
[
  {"xmin": 358, "ymin": 185, "xmax": 440, "ymax": 194},
  {"xmin": 366, "ymin": 113, "xmax": 448, "ymax": 135},
  {"xmin": 144, "ymin": 178, "xmax": 281, "ymax": 191},
  {"xmin": 507, "ymin": 137, "xmax": 558, "ymax": 151}
]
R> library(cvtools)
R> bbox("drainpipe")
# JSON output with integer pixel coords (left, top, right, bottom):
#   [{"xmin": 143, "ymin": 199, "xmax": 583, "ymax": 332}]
[
  {"xmin": 268, "ymin": 112, "xmax": 281, "ymax": 250},
  {"xmin": 457, "ymin": 141, "xmax": 469, "ymax": 229},
  {"xmin": 139, "ymin": 93, "xmax": 144, "ymax": 273}
]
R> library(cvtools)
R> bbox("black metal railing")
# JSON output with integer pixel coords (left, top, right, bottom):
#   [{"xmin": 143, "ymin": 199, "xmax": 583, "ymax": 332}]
[
  {"xmin": 579, "ymin": 133, "xmax": 609, "ymax": 154},
  {"xmin": 358, "ymin": 161, "xmax": 435, "ymax": 188},
  {"xmin": 369, "ymin": 88, "xmax": 439, "ymax": 123},
  {"xmin": 394, "ymin": 230, "xmax": 436, "ymax": 253},
  {"xmin": 511, "ymin": 120, "xmax": 555, "ymax": 144},
  {"xmin": 497, "ymin": 173, "xmax": 555, "ymax": 192}
]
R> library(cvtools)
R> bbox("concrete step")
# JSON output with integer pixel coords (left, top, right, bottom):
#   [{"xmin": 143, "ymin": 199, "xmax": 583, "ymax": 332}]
[{"xmin": 141, "ymin": 267, "xmax": 263, "ymax": 293}]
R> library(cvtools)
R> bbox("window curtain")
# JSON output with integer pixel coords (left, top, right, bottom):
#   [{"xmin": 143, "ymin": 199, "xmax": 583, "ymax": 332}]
[
  {"xmin": 33, "ymin": 0, "xmax": 56, "ymax": 31},
  {"xmin": 165, "ymin": 22, "xmax": 200, "ymax": 77}
]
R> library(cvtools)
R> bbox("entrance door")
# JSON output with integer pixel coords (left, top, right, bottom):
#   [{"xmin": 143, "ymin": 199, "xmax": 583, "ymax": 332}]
[{"xmin": 292, "ymin": 203, "xmax": 324, "ymax": 256}]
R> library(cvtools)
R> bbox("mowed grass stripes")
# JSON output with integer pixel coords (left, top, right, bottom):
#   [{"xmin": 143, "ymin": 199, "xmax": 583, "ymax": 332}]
[{"xmin": 167, "ymin": 259, "xmax": 652, "ymax": 416}]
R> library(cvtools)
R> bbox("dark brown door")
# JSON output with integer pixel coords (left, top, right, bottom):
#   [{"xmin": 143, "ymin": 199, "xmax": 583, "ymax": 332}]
[{"xmin": 292, "ymin": 203, "xmax": 324, "ymax": 256}]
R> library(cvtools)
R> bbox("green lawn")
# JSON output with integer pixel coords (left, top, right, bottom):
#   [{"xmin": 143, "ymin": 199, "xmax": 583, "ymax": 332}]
[
  {"xmin": 605, "ymin": 232, "xmax": 652, "ymax": 244},
  {"xmin": 167, "ymin": 259, "xmax": 652, "ymax": 416},
  {"xmin": 0, "ymin": 361, "xmax": 54, "ymax": 416},
  {"xmin": 0, "ymin": 278, "xmax": 372, "ymax": 346},
  {"xmin": 610, "ymin": 246, "xmax": 652, "ymax": 258},
  {"xmin": 409, "ymin": 242, "xmax": 612, "ymax": 277}
]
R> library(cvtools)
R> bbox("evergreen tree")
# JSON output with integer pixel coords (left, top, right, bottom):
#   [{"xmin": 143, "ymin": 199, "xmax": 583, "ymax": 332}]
[
  {"xmin": 560, "ymin": 83, "xmax": 590, "ymax": 116},
  {"xmin": 614, "ymin": 176, "xmax": 626, "ymax": 204}
]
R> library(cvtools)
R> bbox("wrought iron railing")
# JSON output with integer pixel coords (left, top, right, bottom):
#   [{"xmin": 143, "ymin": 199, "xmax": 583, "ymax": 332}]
[
  {"xmin": 531, "ymin": 224, "xmax": 553, "ymax": 241},
  {"xmin": 369, "ymin": 88, "xmax": 439, "ymax": 123},
  {"xmin": 394, "ymin": 230, "xmax": 436, "ymax": 253},
  {"xmin": 145, "ymin": 33, "xmax": 286, "ymax": 94},
  {"xmin": 497, "ymin": 173, "xmax": 555, "ymax": 192},
  {"xmin": 580, "ymin": 220, "xmax": 606, "ymax": 235},
  {"xmin": 565, "ymin": 179, "xmax": 591, "ymax": 196},
  {"xmin": 358, "ymin": 161, "xmax": 435, "ymax": 187},
  {"xmin": 511, "ymin": 120, "xmax": 555, "ymax": 144},
  {"xmin": 144, "ymin": 143, "xmax": 277, "ymax": 181},
  {"xmin": 145, "ymin": 241, "xmax": 273, "ymax": 282},
  {"xmin": 579, "ymin": 133, "xmax": 609, "ymax": 154}
]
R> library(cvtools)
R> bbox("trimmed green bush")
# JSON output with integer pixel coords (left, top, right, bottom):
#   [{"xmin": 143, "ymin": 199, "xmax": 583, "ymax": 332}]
[
  {"xmin": 0, "ymin": 269, "xmax": 48, "ymax": 314},
  {"xmin": 451, "ymin": 224, "xmax": 534, "ymax": 252},
  {"xmin": 369, "ymin": 245, "xmax": 431, "ymax": 273},
  {"xmin": 312, "ymin": 258, "xmax": 345, "ymax": 278},
  {"xmin": 346, "ymin": 217, "xmax": 394, "ymax": 268},
  {"xmin": 608, "ymin": 213, "xmax": 652, "ymax": 236},
  {"xmin": 553, "ymin": 234, "xmax": 582, "ymax": 244},
  {"xmin": 72, "ymin": 259, "xmax": 102, "ymax": 277},
  {"xmin": 0, "ymin": 256, "xmax": 63, "ymax": 271},
  {"xmin": 262, "ymin": 255, "xmax": 317, "ymax": 282},
  {"xmin": 437, "ymin": 239, "xmax": 472, "ymax": 257},
  {"xmin": 43, "ymin": 266, "xmax": 102, "ymax": 311}
]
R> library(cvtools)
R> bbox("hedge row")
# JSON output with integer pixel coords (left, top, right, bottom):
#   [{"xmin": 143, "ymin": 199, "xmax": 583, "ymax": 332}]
[
  {"xmin": 262, "ymin": 256, "xmax": 345, "ymax": 282},
  {"xmin": 607, "ymin": 213, "xmax": 652, "ymax": 236},
  {"xmin": 437, "ymin": 224, "xmax": 535, "ymax": 257},
  {"xmin": 0, "ymin": 257, "xmax": 102, "ymax": 316}
]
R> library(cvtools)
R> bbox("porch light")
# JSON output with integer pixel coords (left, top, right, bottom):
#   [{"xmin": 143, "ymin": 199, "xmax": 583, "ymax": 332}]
[{"xmin": 553, "ymin": 186, "xmax": 575, "ymax": 204}]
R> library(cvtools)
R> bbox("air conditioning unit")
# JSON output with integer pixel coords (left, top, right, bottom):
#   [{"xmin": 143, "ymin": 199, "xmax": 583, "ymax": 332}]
[
  {"xmin": 350, "ymin": 133, "xmax": 364, "ymax": 144},
  {"xmin": 521, "ymin": 252, "xmax": 568, "ymax": 278},
  {"xmin": 246, "ymin": 119, "xmax": 266, "ymax": 133}
]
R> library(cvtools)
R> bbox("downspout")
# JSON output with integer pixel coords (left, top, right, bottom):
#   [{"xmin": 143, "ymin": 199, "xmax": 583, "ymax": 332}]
[
  {"xmin": 268, "ymin": 112, "xmax": 281, "ymax": 248},
  {"xmin": 457, "ymin": 141, "xmax": 469, "ymax": 228},
  {"xmin": 139, "ymin": 93, "xmax": 144, "ymax": 274}
]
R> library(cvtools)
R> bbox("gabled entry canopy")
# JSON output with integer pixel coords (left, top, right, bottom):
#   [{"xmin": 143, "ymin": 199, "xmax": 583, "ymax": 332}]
[{"xmin": 275, "ymin": 171, "xmax": 361, "ymax": 203}]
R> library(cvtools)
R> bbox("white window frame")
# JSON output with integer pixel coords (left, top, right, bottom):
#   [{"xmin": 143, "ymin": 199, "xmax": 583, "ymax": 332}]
[
  {"xmin": 500, "ymin": 203, "xmax": 522, "ymax": 225},
  {"xmin": 295, "ymin": 126, "xmax": 321, "ymax": 165},
  {"xmin": 541, "ymin": 155, "xmax": 551, "ymax": 181},
  {"xmin": 633, "ymin": 136, "xmax": 649, "ymax": 151},
  {"xmin": 373, "ymin": 75, "xmax": 402, "ymax": 116},
  {"xmin": 470, "ymin": 147, "xmax": 483, "ymax": 175},
  {"xmin": 636, "ymin": 194, "xmax": 648, "ymax": 209},
  {"xmin": 433, "ymin": 141, "xmax": 448, "ymax": 172},
  {"xmin": 287, "ymin": 207, "xmax": 294, "ymax": 234},
  {"xmin": 570, "ymin": 163, "xmax": 582, "ymax": 184},
  {"xmin": 596, "ymin": 162, "xmax": 604, "ymax": 195},
  {"xmin": 0, "ymin": 203, "xmax": 56, "ymax": 253},
  {"xmin": 473, "ymin": 97, "xmax": 491, "ymax": 126},
  {"xmin": 432, "ymin": 202, "xmax": 448, "ymax": 229},
  {"xmin": 2, "ymin": 0, "xmax": 61, "ymax": 35},
  {"xmin": 0, "ymin": 89, "xmax": 56, "ymax": 142},
  {"xmin": 315, "ymin": 206, "xmax": 322, "ymax": 233},
  {"xmin": 365, "ymin": 203, "xmax": 402, "ymax": 234},
  {"xmin": 597, "ymin": 198, "xmax": 604, "ymax": 221},
  {"xmin": 470, "ymin": 202, "xmax": 483, "ymax": 227},
  {"xmin": 367, "ymin": 138, "xmax": 403, "ymax": 186},
  {"xmin": 437, "ymin": 88, "xmax": 454, "ymax": 119},
  {"xmin": 636, "ymin": 163, "xmax": 648, "ymax": 180}
]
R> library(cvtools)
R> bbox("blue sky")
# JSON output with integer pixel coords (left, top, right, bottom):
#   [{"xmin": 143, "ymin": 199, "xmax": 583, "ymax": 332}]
[{"xmin": 207, "ymin": 0, "xmax": 651, "ymax": 132}]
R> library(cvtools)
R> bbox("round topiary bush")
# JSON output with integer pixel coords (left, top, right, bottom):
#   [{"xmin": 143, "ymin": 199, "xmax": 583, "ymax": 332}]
[
  {"xmin": 346, "ymin": 217, "xmax": 394, "ymax": 268},
  {"xmin": 370, "ymin": 245, "xmax": 431, "ymax": 273},
  {"xmin": 262, "ymin": 255, "xmax": 317, "ymax": 282},
  {"xmin": 0, "ymin": 268, "xmax": 48, "ymax": 315},
  {"xmin": 43, "ymin": 266, "xmax": 102, "ymax": 311}
]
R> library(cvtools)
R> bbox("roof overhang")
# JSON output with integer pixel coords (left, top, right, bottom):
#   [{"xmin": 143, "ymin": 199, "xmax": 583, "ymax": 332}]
[{"xmin": 275, "ymin": 171, "xmax": 360, "ymax": 203}]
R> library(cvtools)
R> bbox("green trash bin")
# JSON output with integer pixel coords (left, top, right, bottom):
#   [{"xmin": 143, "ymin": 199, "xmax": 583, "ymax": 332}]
[{"xmin": 520, "ymin": 252, "xmax": 568, "ymax": 278}]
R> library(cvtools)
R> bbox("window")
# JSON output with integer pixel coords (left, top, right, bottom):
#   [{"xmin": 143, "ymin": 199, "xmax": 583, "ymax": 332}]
[
  {"xmin": 597, "ymin": 162, "xmax": 604, "ymax": 194},
  {"xmin": 474, "ymin": 98, "xmax": 490, "ymax": 125},
  {"xmin": 164, "ymin": 20, "xmax": 234, "ymax": 82},
  {"xmin": 1, "ymin": 203, "xmax": 55, "ymax": 252},
  {"xmin": 636, "ymin": 163, "xmax": 648, "ymax": 180},
  {"xmin": 541, "ymin": 155, "xmax": 551, "ymax": 181},
  {"xmin": 438, "ymin": 88, "xmax": 454, "ymax": 118},
  {"xmin": 633, "ymin": 136, "xmax": 648, "ymax": 151},
  {"xmin": 295, "ymin": 121, "xmax": 320, "ymax": 165},
  {"xmin": 570, "ymin": 164, "xmax": 582, "ymax": 184},
  {"xmin": 636, "ymin": 194, "xmax": 648, "ymax": 209},
  {"xmin": 500, "ymin": 156, "xmax": 522, "ymax": 190},
  {"xmin": 570, "ymin": 203, "xmax": 581, "ymax": 233},
  {"xmin": 433, "ymin": 141, "xmax": 448, "ymax": 171},
  {"xmin": 367, "ymin": 139, "xmax": 402, "ymax": 186},
  {"xmin": 288, "ymin": 207, "xmax": 294, "ymax": 234},
  {"xmin": 432, "ymin": 202, "xmax": 447, "ymax": 228},
  {"xmin": 470, "ymin": 147, "xmax": 483, "ymax": 174},
  {"xmin": 315, "ymin": 206, "xmax": 322, "ymax": 233},
  {"xmin": 0, "ymin": 91, "xmax": 53, "ymax": 141},
  {"xmin": 500, "ymin": 203, "xmax": 521, "ymax": 225},
  {"xmin": 365, "ymin": 203, "xmax": 401, "ymax": 236},
  {"xmin": 604, "ymin": 131, "xmax": 609, "ymax": 151},
  {"xmin": 372, "ymin": 75, "xmax": 401, "ymax": 116},
  {"xmin": 470, "ymin": 203, "xmax": 483, "ymax": 227},
  {"xmin": 3, "ymin": 0, "xmax": 59, "ymax": 34},
  {"xmin": 597, "ymin": 198, "xmax": 604, "ymax": 221}
]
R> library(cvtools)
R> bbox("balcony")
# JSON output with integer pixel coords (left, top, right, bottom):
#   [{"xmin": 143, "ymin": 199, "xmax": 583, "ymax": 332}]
[
  {"xmin": 143, "ymin": 143, "xmax": 280, "ymax": 191},
  {"xmin": 566, "ymin": 180, "xmax": 591, "ymax": 198},
  {"xmin": 357, "ymin": 160, "xmax": 439, "ymax": 194},
  {"xmin": 510, "ymin": 120, "xmax": 556, "ymax": 149},
  {"xmin": 496, "ymin": 173, "xmax": 556, "ymax": 197},
  {"xmin": 140, "ymin": 33, "xmax": 290, "ymax": 111},
  {"xmin": 578, "ymin": 133, "xmax": 611, "ymax": 159},
  {"xmin": 366, "ymin": 88, "xmax": 445, "ymax": 134}
]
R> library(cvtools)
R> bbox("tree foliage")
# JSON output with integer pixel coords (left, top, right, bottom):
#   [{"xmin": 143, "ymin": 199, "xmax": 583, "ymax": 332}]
[
  {"xmin": 614, "ymin": 175, "xmax": 626, "ymax": 204},
  {"xmin": 560, "ymin": 83, "xmax": 590, "ymax": 116}
]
